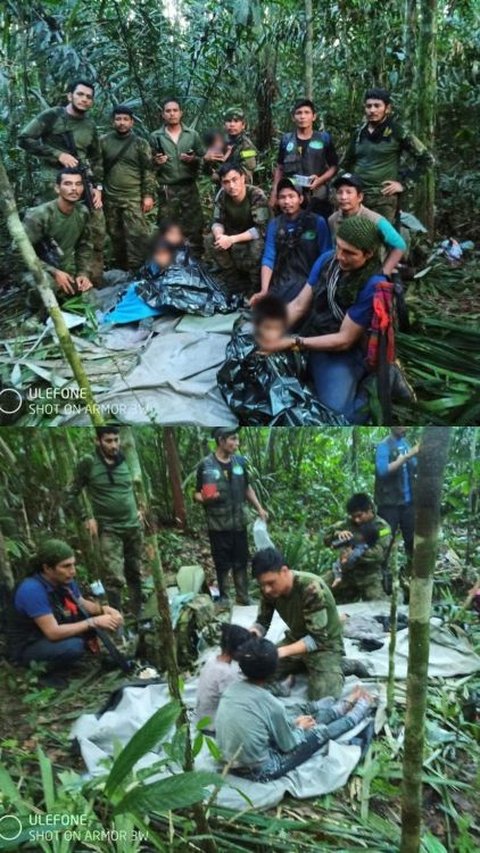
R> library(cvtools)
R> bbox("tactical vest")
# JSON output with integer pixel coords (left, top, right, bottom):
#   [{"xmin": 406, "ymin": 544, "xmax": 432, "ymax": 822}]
[
  {"xmin": 374, "ymin": 436, "xmax": 416, "ymax": 506},
  {"xmin": 6, "ymin": 576, "xmax": 82, "ymax": 660},
  {"xmin": 271, "ymin": 212, "xmax": 320, "ymax": 301},
  {"xmin": 282, "ymin": 131, "xmax": 332, "ymax": 199},
  {"xmin": 200, "ymin": 453, "xmax": 248, "ymax": 532}
]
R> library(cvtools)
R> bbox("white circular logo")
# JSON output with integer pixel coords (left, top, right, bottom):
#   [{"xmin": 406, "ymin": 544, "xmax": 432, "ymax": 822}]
[
  {"xmin": 0, "ymin": 814, "xmax": 23, "ymax": 841},
  {"xmin": 0, "ymin": 388, "xmax": 23, "ymax": 416}
]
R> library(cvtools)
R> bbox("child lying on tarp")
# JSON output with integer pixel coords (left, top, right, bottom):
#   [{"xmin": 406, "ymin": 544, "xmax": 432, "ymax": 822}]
[
  {"xmin": 102, "ymin": 222, "xmax": 240, "ymax": 325},
  {"xmin": 217, "ymin": 295, "xmax": 348, "ymax": 425},
  {"xmin": 215, "ymin": 637, "xmax": 376, "ymax": 782}
]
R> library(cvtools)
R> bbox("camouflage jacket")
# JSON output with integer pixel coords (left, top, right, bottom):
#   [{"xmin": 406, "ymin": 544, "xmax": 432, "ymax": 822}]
[
  {"xmin": 23, "ymin": 199, "xmax": 92, "ymax": 277},
  {"xmin": 18, "ymin": 106, "xmax": 103, "ymax": 185},
  {"xmin": 254, "ymin": 570, "xmax": 344, "ymax": 655},
  {"xmin": 324, "ymin": 514, "xmax": 392, "ymax": 575},
  {"xmin": 213, "ymin": 185, "xmax": 270, "ymax": 237}
]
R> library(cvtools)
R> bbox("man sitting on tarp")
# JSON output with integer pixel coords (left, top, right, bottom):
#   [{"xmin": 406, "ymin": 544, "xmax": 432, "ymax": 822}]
[
  {"xmin": 250, "ymin": 547, "xmax": 345, "ymax": 699},
  {"xmin": 216, "ymin": 637, "xmax": 375, "ymax": 782},
  {"xmin": 6, "ymin": 539, "xmax": 122, "ymax": 684},
  {"xmin": 217, "ymin": 295, "xmax": 348, "ymax": 425}
]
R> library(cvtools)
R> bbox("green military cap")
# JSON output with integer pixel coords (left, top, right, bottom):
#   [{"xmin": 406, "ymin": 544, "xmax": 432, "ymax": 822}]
[{"xmin": 224, "ymin": 107, "xmax": 245, "ymax": 120}]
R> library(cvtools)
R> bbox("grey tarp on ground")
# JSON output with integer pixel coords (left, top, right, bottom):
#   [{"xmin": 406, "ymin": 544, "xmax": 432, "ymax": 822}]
[
  {"xmin": 61, "ymin": 314, "xmax": 242, "ymax": 425},
  {"xmin": 70, "ymin": 674, "xmax": 381, "ymax": 809},
  {"xmin": 231, "ymin": 601, "xmax": 480, "ymax": 679}
]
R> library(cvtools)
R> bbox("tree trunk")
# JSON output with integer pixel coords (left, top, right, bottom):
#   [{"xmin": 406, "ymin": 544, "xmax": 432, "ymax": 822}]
[
  {"xmin": 304, "ymin": 0, "xmax": 314, "ymax": 99},
  {"xmin": 387, "ymin": 540, "xmax": 399, "ymax": 716},
  {"xmin": 163, "ymin": 428, "xmax": 187, "ymax": 529},
  {"xmin": 255, "ymin": 45, "xmax": 278, "ymax": 152},
  {"xmin": 403, "ymin": 0, "xmax": 418, "ymax": 122},
  {"xmin": 414, "ymin": 0, "xmax": 437, "ymax": 233},
  {"xmin": 465, "ymin": 428, "xmax": 478, "ymax": 573},
  {"xmin": 0, "ymin": 158, "xmax": 104, "ymax": 427},
  {"xmin": 120, "ymin": 426, "xmax": 216, "ymax": 851},
  {"xmin": 400, "ymin": 426, "xmax": 451, "ymax": 853}
]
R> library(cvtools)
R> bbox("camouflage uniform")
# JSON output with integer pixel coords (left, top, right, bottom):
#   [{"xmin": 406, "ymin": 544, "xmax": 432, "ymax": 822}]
[
  {"xmin": 254, "ymin": 570, "xmax": 345, "ymax": 699},
  {"xmin": 101, "ymin": 130, "xmax": 156, "ymax": 271},
  {"xmin": 149, "ymin": 124, "xmax": 205, "ymax": 256},
  {"xmin": 324, "ymin": 514, "xmax": 392, "ymax": 602},
  {"xmin": 19, "ymin": 106, "xmax": 106, "ymax": 284},
  {"xmin": 65, "ymin": 452, "xmax": 143, "ymax": 616},
  {"xmin": 23, "ymin": 199, "xmax": 93, "ymax": 284},
  {"xmin": 342, "ymin": 117, "xmax": 434, "ymax": 223},
  {"xmin": 207, "ymin": 185, "xmax": 270, "ymax": 297}
]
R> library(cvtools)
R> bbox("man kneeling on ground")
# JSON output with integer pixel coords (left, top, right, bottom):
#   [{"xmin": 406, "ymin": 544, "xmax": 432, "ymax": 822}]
[
  {"xmin": 216, "ymin": 637, "xmax": 375, "ymax": 782},
  {"xmin": 6, "ymin": 539, "xmax": 123, "ymax": 678}
]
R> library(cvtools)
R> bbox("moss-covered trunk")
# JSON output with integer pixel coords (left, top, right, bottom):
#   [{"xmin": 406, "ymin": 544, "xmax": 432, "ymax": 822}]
[
  {"xmin": 400, "ymin": 426, "xmax": 451, "ymax": 852},
  {"xmin": 304, "ymin": 0, "xmax": 314, "ymax": 100},
  {"xmin": 0, "ymin": 158, "xmax": 103, "ymax": 427},
  {"xmin": 163, "ymin": 428, "xmax": 187, "ymax": 529}
]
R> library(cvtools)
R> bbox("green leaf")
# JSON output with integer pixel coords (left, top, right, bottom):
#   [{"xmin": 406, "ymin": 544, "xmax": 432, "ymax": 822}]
[
  {"xmin": 114, "ymin": 771, "xmax": 222, "ymax": 815},
  {"xmin": 421, "ymin": 833, "xmax": 448, "ymax": 853},
  {"xmin": 105, "ymin": 701, "xmax": 180, "ymax": 798},
  {"xmin": 37, "ymin": 746, "xmax": 55, "ymax": 813}
]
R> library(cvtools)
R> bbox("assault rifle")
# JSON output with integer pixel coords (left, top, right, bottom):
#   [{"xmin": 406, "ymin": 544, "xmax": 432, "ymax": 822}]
[
  {"xmin": 36, "ymin": 236, "xmax": 64, "ymax": 269},
  {"xmin": 69, "ymin": 590, "xmax": 135, "ymax": 674},
  {"xmin": 62, "ymin": 130, "xmax": 95, "ymax": 211}
]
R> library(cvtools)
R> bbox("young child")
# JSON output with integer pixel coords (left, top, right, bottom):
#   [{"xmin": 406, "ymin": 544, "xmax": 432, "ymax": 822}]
[
  {"xmin": 195, "ymin": 623, "xmax": 250, "ymax": 732},
  {"xmin": 332, "ymin": 522, "xmax": 380, "ymax": 589},
  {"xmin": 217, "ymin": 295, "xmax": 346, "ymax": 425},
  {"xmin": 215, "ymin": 637, "xmax": 375, "ymax": 782}
]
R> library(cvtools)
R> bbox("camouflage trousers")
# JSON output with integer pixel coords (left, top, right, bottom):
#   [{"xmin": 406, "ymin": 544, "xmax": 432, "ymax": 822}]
[
  {"xmin": 157, "ymin": 182, "xmax": 204, "ymax": 256},
  {"xmin": 362, "ymin": 189, "xmax": 399, "ymax": 223},
  {"xmin": 329, "ymin": 569, "xmax": 388, "ymax": 603},
  {"xmin": 99, "ymin": 525, "xmax": 143, "ymax": 615},
  {"xmin": 104, "ymin": 199, "xmax": 152, "ymax": 271},
  {"xmin": 204, "ymin": 233, "xmax": 263, "ymax": 298},
  {"xmin": 274, "ymin": 647, "xmax": 344, "ymax": 700}
]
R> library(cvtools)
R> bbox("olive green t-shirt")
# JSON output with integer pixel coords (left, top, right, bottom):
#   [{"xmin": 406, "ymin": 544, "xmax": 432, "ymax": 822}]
[
  {"xmin": 101, "ymin": 131, "xmax": 156, "ymax": 203},
  {"xmin": 66, "ymin": 452, "xmax": 139, "ymax": 531},
  {"xmin": 23, "ymin": 199, "xmax": 92, "ymax": 277}
]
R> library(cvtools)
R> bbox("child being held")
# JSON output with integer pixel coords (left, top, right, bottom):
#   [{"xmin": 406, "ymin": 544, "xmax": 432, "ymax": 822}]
[
  {"xmin": 195, "ymin": 623, "xmax": 250, "ymax": 733},
  {"xmin": 218, "ymin": 295, "xmax": 346, "ymax": 425},
  {"xmin": 332, "ymin": 522, "xmax": 380, "ymax": 589}
]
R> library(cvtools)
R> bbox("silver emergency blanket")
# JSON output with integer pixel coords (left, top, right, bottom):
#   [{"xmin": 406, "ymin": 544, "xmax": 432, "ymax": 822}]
[
  {"xmin": 71, "ymin": 673, "xmax": 382, "ymax": 809},
  {"xmin": 217, "ymin": 330, "xmax": 348, "ymax": 426}
]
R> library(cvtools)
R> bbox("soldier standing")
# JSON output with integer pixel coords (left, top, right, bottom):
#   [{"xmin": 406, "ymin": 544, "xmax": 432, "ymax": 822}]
[
  {"xmin": 204, "ymin": 107, "xmax": 257, "ymax": 183},
  {"xmin": 150, "ymin": 98, "xmax": 205, "ymax": 257},
  {"xmin": 195, "ymin": 428, "xmax": 267, "ymax": 606},
  {"xmin": 18, "ymin": 79, "xmax": 105, "ymax": 285},
  {"xmin": 101, "ymin": 105, "xmax": 156, "ymax": 271},
  {"xmin": 342, "ymin": 88, "xmax": 434, "ymax": 222},
  {"xmin": 65, "ymin": 426, "xmax": 144, "ymax": 619}
]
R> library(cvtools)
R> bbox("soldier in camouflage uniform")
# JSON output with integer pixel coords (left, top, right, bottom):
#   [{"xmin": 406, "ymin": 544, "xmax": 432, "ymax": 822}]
[
  {"xmin": 204, "ymin": 107, "xmax": 257, "ymax": 184},
  {"xmin": 101, "ymin": 105, "xmax": 156, "ymax": 271},
  {"xmin": 342, "ymin": 87, "xmax": 434, "ymax": 222},
  {"xmin": 150, "ymin": 98, "xmax": 205, "ymax": 257},
  {"xmin": 206, "ymin": 163, "xmax": 270, "ymax": 298},
  {"xmin": 18, "ymin": 79, "xmax": 106, "ymax": 285},
  {"xmin": 251, "ymin": 547, "xmax": 345, "ymax": 700},
  {"xmin": 65, "ymin": 426, "xmax": 143, "ymax": 618},
  {"xmin": 324, "ymin": 492, "xmax": 392, "ymax": 602},
  {"xmin": 23, "ymin": 168, "xmax": 93, "ymax": 296}
]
